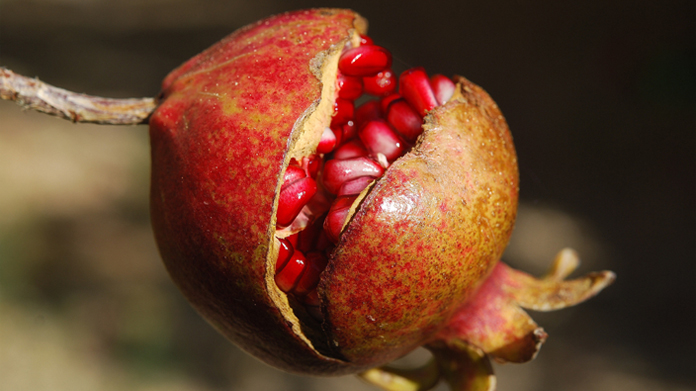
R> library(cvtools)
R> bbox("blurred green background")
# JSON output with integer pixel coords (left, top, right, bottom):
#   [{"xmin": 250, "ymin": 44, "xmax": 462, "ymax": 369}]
[{"xmin": 0, "ymin": 0, "xmax": 693, "ymax": 390}]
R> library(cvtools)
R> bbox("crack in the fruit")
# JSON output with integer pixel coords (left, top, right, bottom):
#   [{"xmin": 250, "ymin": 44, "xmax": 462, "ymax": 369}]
[
  {"xmin": 269, "ymin": 30, "xmax": 485, "ymax": 368},
  {"xmin": 264, "ymin": 26, "xmax": 362, "ymax": 362}
]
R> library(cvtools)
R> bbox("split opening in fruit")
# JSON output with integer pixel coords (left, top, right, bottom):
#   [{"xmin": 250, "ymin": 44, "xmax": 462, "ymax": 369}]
[{"xmin": 273, "ymin": 35, "xmax": 457, "ymax": 321}]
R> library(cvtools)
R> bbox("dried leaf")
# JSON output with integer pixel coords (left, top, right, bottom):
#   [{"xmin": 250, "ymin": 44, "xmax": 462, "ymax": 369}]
[{"xmin": 435, "ymin": 249, "xmax": 615, "ymax": 363}]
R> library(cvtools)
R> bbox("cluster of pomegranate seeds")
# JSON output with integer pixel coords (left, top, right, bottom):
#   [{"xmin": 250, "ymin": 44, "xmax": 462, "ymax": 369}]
[{"xmin": 274, "ymin": 36, "xmax": 456, "ymax": 319}]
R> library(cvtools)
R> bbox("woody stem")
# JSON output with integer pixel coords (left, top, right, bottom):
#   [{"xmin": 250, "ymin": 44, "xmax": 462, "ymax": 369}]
[{"xmin": 0, "ymin": 67, "xmax": 156, "ymax": 125}]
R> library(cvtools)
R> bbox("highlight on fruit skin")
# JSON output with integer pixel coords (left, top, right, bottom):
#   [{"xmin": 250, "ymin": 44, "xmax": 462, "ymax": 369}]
[{"xmin": 0, "ymin": 8, "xmax": 615, "ymax": 391}]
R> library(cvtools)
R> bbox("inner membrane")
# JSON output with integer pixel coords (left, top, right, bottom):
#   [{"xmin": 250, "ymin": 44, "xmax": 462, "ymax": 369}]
[{"xmin": 274, "ymin": 35, "xmax": 456, "ymax": 320}]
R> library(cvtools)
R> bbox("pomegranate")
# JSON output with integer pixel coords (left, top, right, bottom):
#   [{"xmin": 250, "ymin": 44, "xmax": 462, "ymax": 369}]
[{"xmin": 144, "ymin": 8, "xmax": 614, "ymax": 387}]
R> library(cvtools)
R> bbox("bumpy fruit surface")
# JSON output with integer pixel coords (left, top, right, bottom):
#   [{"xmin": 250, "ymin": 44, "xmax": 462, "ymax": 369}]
[{"xmin": 148, "ymin": 9, "xmax": 518, "ymax": 375}]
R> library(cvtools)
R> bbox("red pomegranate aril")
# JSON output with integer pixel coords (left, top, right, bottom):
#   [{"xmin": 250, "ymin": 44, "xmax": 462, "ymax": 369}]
[
  {"xmin": 330, "ymin": 126, "xmax": 343, "ymax": 147},
  {"xmin": 337, "ymin": 73, "xmax": 363, "ymax": 100},
  {"xmin": 338, "ymin": 176, "xmax": 373, "ymax": 197},
  {"xmin": 295, "ymin": 215, "xmax": 325, "ymax": 252},
  {"xmin": 332, "ymin": 139, "xmax": 369, "ymax": 160},
  {"xmin": 359, "ymin": 35, "xmax": 373, "ymax": 46},
  {"xmin": 276, "ymin": 238, "xmax": 294, "ymax": 271},
  {"xmin": 341, "ymin": 121, "xmax": 357, "ymax": 142},
  {"xmin": 355, "ymin": 100, "xmax": 382, "ymax": 129},
  {"xmin": 331, "ymin": 121, "xmax": 358, "ymax": 147},
  {"xmin": 305, "ymin": 155, "xmax": 321, "ymax": 179},
  {"xmin": 399, "ymin": 67, "xmax": 439, "ymax": 116},
  {"xmin": 317, "ymin": 127, "xmax": 337, "ymax": 154},
  {"xmin": 331, "ymin": 98, "xmax": 355, "ymax": 127},
  {"xmin": 275, "ymin": 249, "xmax": 307, "ymax": 293},
  {"xmin": 276, "ymin": 176, "xmax": 318, "ymax": 227},
  {"xmin": 294, "ymin": 252, "xmax": 328, "ymax": 295},
  {"xmin": 380, "ymin": 93, "xmax": 402, "ymax": 113},
  {"xmin": 358, "ymin": 119, "xmax": 406, "ymax": 162},
  {"xmin": 386, "ymin": 99, "xmax": 423, "ymax": 143},
  {"xmin": 322, "ymin": 156, "xmax": 385, "ymax": 195},
  {"xmin": 324, "ymin": 195, "xmax": 358, "ymax": 243},
  {"xmin": 297, "ymin": 218, "xmax": 334, "ymax": 254},
  {"xmin": 282, "ymin": 165, "xmax": 306, "ymax": 189},
  {"xmin": 363, "ymin": 69, "xmax": 397, "ymax": 97},
  {"xmin": 286, "ymin": 232, "xmax": 298, "ymax": 248},
  {"xmin": 314, "ymin": 229, "xmax": 334, "ymax": 253},
  {"xmin": 338, "ymin": 45, "xmax": 392, "ymax": 77},
  {"xmin": 430, "ymin": 74, "xmax": 456, "ymax": 105}
]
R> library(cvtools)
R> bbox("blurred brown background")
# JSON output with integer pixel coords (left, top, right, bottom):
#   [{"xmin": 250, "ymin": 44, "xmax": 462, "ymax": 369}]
[{"xmin": 0, "ymin": 0, "xmax": 693, "ymax": 390}]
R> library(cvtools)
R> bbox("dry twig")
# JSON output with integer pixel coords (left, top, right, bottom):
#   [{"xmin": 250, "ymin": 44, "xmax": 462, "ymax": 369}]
[{"xmin": 1, "ymin": 67, "xmax": 156, "ymax": 125}]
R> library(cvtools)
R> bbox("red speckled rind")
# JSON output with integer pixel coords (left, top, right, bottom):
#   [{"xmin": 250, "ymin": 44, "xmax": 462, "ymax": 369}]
[
  {"xmin": 149, "ymin": 9, "xmax": 365, "ymax": 375},
  {"xmin": 321, "ymin": 77, "xmax": 519, "ymax": 367}
]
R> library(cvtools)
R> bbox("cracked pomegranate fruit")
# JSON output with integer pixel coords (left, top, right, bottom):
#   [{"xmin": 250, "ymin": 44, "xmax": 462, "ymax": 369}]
[{"xmin": 147, "ymin": 8, "xmax": 614, "ymax": 386}]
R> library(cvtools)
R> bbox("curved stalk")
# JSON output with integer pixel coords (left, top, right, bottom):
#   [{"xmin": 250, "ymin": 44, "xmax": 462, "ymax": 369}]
[
  {"xmin": 359, "ymin": 358, "xmax": 441, "ymax": 391},
  {"xmin": 1, "ymin": 68, "xmax": 156, "ymax": 125}
]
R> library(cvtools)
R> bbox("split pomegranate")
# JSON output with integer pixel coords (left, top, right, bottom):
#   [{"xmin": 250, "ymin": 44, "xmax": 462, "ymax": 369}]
[
  {"xmin": 148, "ymin": 8, "xmax": 613, "ymax": 383},
  {"xmin": 0, "ymin": 4, "xmax": 617, "ymax": 388},
  {"xmin": 150, "ymin": 7, "xmax": 517, "ymax": 375}
]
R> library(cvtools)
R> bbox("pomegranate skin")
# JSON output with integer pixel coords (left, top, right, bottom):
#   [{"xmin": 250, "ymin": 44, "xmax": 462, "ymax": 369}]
[
  {"xmin": 149, "ymin": 9, "xmax": 367, "ymax": 375},
  {"xmin": 148, "ymin": 8, "xmax": 518, "ymax": 375},
  {"xmin": 322, "ymin": 78, "xmax": 518, "ymax": 367}
]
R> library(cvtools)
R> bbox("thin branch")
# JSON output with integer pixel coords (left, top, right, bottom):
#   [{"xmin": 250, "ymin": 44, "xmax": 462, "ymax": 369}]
[{"xmin": 1, "ymin": 67, "xmax": 157, "ymax": 125}]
